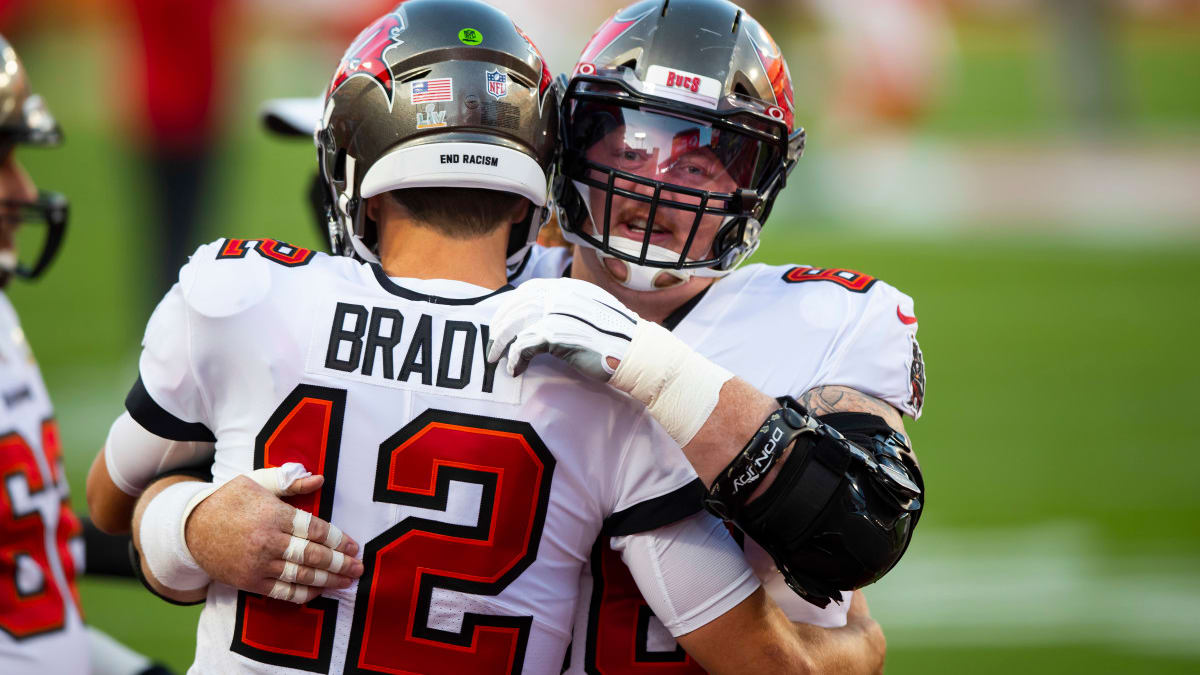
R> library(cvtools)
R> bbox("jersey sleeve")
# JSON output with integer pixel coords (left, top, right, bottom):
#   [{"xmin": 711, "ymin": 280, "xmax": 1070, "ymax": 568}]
[
  {"xmin": 741, "ymin": 538, "xmax": 850, "ymax": 627},
  {"xmin": 813, "ymin": 281, "xmax": 926, "ymax": 419},
  {"xmin": 611, "ymin": 512, "xmax": 760, "ymax": 637},
  {"xmin": 602, "ymin": 411, "xmax": 706, "ymax": 537},
  {"xmin": 125, "ymin": 274, "xmax": 215, "ymax": 442},
  {"xmin": 125, "ymin": 238, "xmax": 279, "ymax": 441},
  {"xmin": 103, "ymin": 412, "xmax": 216, "ymax": 497}
]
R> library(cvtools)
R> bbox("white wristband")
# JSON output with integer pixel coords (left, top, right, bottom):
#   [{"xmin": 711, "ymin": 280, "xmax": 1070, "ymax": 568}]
[
  {"xmin": 611, "ymin": 320, "xmax": 734, "ymax": 447},
  {"xmin": 139, "ymin": 481, "xmax": 215, "ymax": 592}
]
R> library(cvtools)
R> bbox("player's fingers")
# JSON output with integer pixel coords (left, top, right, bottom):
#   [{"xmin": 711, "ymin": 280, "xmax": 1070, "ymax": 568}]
[
  {"xmin": 487, "ymin": 298, "xmax": 543, "ymax": 363},
  {"xmin": 281, "ymin": 535, "xmax": 311, "ymax": 565},
  {"xmin": 290, "ymin": 508, "xmax": 313, "ymax": 540},
  {"xmin": 506, "ymin": 331, "xmax": 549, "ymax": 377},
  {"xmin": 487, "ymin": 324, "xmax": 520, "ymax": 365},
  {"xmin": 264, "ymin": 559, "xmax": 352, "ymax": 588},
  {"xmin": 284, "ymin": 474, "xmax": 324, "ymax": 497},
  {"xmin": 258, "ymin": 530, "xmax": 295, "ymax": 568},
  {"xmin": 486, "ymin": 338, "xmax": 502, "ymax": 364},
  {"xmin": 299, "ymin": 514, "xmax": 357, "ymax": 556},
  {"xmin": 290, "ymin": 563, "xmax": 357, "ymax": 589},
  {"xmin": 248, "ymin": 463, "xmax": 313, "ymax": 496},
  {"xmin": 298, "ymin": 539, "xmax": 363, "ymax": 577},
  {"xmin": 266, "ymin": 579, "xmax": 319, "ymax": 605}
]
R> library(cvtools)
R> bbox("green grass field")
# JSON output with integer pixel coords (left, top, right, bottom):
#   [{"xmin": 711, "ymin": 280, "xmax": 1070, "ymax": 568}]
[{"xmin": 7, "ymin": 17, "xmax": 1200, "ymax": 674}]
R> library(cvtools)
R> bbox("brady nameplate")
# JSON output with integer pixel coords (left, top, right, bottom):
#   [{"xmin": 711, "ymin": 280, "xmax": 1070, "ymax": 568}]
[{"xmin": 306, "ymin": 300, "xmax": 520, "ymax": 404}]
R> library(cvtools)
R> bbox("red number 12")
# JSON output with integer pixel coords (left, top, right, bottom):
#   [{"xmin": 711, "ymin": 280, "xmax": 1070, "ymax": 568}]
[{"xmin": 231, "ymin": 386, "xmax": 555, "ymax": 675}]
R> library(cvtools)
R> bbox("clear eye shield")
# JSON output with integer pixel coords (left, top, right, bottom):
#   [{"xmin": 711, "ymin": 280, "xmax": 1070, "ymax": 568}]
[{"xmin": 559, "ymin": 74, "xmax": 790, "ymax": 272}]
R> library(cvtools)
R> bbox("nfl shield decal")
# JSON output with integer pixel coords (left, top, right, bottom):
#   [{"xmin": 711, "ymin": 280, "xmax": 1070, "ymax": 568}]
[{"xmin": 486, "ymin": 69, "xmax": 508, "ymax": 99}]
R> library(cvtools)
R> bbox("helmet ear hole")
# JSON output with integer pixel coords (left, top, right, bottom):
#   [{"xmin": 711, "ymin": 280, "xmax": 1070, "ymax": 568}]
[{"xmin": 397, "ymin": 68, "xmax": 432, "ymax": 85}]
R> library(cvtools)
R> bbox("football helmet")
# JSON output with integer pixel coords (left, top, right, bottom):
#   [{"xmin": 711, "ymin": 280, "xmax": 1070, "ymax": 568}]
[
  {"xmin": 0, "ymin": 34, "xmax": 67, "ymax": 283},
  {"xmin": 317, "ymin": 0, "xmax": 558, "ymax": 274},
  {"xmin": 555, "ymin": 0, "xmax": 805, "ymax": 290}
]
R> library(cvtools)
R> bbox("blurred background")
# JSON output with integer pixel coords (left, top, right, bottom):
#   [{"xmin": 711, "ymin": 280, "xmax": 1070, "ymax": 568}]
[{"xmin": 2, "ymin": 0, "xmax": 1198, "ymax": 672}]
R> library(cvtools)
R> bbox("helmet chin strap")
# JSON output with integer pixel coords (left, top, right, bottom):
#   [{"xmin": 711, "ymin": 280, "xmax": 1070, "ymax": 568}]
[{"xmin": 561, "ymin": 229, "xmax": 730, "ymax": 292}]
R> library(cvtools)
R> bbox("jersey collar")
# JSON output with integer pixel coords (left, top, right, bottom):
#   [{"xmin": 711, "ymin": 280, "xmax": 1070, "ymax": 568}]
[
  {"xmin": 560, "ymin": 261, "xmax": 712, "ymax": 331},
  {"xmin": 370, "ymin": 264, "xmax": 514, "ymax": 305}
]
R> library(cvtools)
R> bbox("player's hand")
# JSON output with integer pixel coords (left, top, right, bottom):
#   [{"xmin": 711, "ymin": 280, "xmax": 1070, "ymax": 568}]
[
  {"xmin": 184, "ymin": 472, "xmax": 364, "ymax": 604},
  {"xmin": 487, "ymin": 277, "xmax": 639, "ymax": 380}
]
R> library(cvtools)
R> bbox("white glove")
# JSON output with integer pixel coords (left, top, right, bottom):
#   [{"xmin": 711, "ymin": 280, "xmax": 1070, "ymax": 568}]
[
  {"xmin": 488, "ymin": 278, "xmax": 733, "ymax": 446},
  {"xmin": 487, "ymin": 278, "xmax": 637, "ymax": 381}
]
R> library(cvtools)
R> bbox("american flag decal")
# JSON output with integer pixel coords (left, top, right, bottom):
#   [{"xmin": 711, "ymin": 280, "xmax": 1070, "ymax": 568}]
[{"xmin": 411, "ymin": 78, "xmax": 454, "ymax": 104}]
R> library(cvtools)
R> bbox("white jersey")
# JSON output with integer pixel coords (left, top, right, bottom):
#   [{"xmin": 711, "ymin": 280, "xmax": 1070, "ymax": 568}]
[
  {"xmin": 0, "ymin": 293, "xmax": 88, "ymax": 675},
  {"xmin": 514, "ymin": 246, "xmax": 925, "ymax": 673},
  {"xmin": 123, "ymin": 239, "xmax": 704, "ymax": 675}
]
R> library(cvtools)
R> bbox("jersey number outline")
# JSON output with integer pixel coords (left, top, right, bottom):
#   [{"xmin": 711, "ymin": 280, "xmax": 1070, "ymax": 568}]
[
  {"xmin": 345, "ymin": 409, "xmax": 555, "ymax": 675},
  {"xmin": 217, "ymin": 238, "xmax": 316, "ymax": 267},
  {"xmin": 781, "ymin": 266, "xmax": 876, "ymax": 293},
  {"xmin": 231, "ymin": 386, "xmax": 344, "ymax": 672},
  {"xmin": 230, "ymin": 387, "xmax": 555, "ymax": 675},
  {"xmin": 584, "ymin": 544, "xmax": 704, "ymax": 674},
  {"xmin": 0, "ymin": 420, "xmax": 82, "ymax": 641},
  {"xmin": 585, "ymin": 524, "xmax": 743, "ymax": 674}
]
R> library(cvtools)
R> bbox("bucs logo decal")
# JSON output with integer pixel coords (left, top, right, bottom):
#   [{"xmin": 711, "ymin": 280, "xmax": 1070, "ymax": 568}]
[
  {"xmin": 513, "ymin": 23, "xmax": 552, "ymax": 99},
  {"xmin": 328, "ymin": 12, "xmax": 407, "ymax": 106},
  {"xmin": 744, "ymin": 15, "xmax": 794, "ymax": 131}
]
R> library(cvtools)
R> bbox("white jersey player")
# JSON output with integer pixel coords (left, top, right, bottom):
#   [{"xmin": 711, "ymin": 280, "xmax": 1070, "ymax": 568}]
[
  {"xmin": 513, "ymin": 244, "xmax": 924, "ymax": 672},
  {"xmin": 88, "ymin": 2, "xmax": 851, "ymax": 674},
  {"xmin": 489, "ymin": 1, "xmax": 927, "ymax": 671},
  {"xmin": 0, "ymin": 292, "xmax": 87, "ymax": 674},
  {"xmin": 0, "ymin": 34, "xmax": 88, "ymax": 675},
  {"xmin": 113, "ymin": 238, "xmax": 705, "ymax": 673},
  {"xmin": 123, "ymin": 1, "xmax": 922, "ymax": 673}
]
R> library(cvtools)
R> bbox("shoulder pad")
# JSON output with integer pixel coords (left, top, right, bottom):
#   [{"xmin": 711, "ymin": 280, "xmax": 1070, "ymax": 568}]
[
  {"xmin": 745, "ymin": 263, "xmax": 924, "ymax": 418},
  {"xmin": 179, "ymin": 238, "xmax": 322, "ymax": 319}
]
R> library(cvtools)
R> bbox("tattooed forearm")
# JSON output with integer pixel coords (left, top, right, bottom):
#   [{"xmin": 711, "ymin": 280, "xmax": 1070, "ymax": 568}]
[{"xmin": 798, "ymin": 385, "xmax": 906, "ymax": 433}]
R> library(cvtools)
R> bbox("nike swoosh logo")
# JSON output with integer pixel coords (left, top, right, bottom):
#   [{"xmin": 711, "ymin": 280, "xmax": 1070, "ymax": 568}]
[{"xmin": 897, "ymin": 306, "xmax": 918, "ymax": 325}]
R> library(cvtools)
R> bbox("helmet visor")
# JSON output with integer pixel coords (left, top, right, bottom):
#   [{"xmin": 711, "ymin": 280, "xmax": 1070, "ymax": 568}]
[
  {"xmin": 569, "ymin": 100, "xmax": 782, "ymax": 196},
  {"xmin": 562, "ymin": 94, "xmax": 782, "ymax": 270}
]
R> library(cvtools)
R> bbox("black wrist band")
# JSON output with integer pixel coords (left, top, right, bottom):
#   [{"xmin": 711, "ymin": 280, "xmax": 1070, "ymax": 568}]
[{"xmin": 703, "ymin": 396, "xmax": 819, "ymax": 521}]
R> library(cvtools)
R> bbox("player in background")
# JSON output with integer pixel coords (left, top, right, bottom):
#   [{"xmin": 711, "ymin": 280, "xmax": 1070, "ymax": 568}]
[
  {"xmin": 0, "ymin": 34, "xmax": 174, "ymax": 675},
  {"xmin": 86, "ymin": 1, "xmax": 886, "ymax": 671},
  {"xmin": 0, "ymin": 33, "xmax": 82, "ymax": 675}
]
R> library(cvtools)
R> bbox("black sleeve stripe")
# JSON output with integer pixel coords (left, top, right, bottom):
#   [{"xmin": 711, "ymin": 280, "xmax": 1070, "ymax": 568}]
[
  {"xmin": 602, "ymin": 478, "xmax": 706, "ymax": 537},
  {"xmin": 125, "ymin": 376, "xmax": 216, "ymax": 443}
]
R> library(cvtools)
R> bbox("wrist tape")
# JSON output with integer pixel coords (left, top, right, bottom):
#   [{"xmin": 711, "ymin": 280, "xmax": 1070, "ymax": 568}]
[
  {"xmin": 611, "ymin": 319, "xmax": 734, "ymax": 447},
  {"xmin": 138, "ymin": 481, "xmax": 213, "ymax": 592}
]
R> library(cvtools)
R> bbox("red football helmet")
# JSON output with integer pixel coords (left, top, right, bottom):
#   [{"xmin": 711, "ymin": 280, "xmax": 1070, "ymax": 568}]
[{"xmin": 554, "ymin": 0, "xmax": 805, "ymax": 290}]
